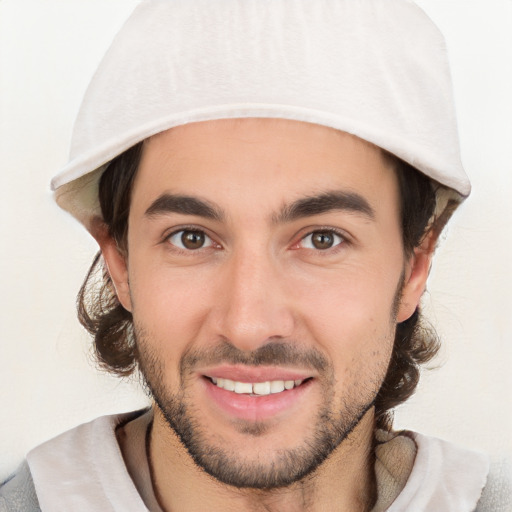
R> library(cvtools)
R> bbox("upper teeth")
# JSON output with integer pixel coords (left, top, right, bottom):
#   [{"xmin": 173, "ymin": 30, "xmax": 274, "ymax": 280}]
[{"xmin": 211, "ymin": 378, "xmax": 303, "ymax": 396}]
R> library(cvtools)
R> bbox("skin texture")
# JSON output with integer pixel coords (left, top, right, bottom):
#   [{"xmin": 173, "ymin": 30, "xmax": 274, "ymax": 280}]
[{"xmin": 98, "ymin": 118, "xmax": 433, "ymax": 511}]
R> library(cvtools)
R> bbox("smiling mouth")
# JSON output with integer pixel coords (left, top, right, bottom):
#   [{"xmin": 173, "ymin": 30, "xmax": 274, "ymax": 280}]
[{"xmin": 206, "ymin": 377, "xmax": 310, "ymax": 396}]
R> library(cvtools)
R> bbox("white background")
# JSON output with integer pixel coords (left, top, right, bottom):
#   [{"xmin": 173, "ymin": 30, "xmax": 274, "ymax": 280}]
[{"xmin": 0, "ymin": 0, "xmax": 511, "ymax": 479}]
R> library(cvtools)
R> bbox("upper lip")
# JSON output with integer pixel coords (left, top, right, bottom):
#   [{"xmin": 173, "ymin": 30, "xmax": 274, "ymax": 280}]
[{"xmin": 198, "ymin": 365, "xmax": 314, "ymax": 383}]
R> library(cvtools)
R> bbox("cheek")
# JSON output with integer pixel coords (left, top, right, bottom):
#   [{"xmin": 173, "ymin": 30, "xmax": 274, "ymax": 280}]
[
  {"xmin": 293, "ymin": 265, "xmax": 399, "ymax": 377},
  {"xmin": 127, "ymin": 259, "xmax": 215, "ymax": 362}
]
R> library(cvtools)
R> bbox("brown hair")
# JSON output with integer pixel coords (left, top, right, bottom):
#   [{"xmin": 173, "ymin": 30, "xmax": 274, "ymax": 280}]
[{"xmin": 78, "ymin": 140, "xmax": 450, "ymax": 430}]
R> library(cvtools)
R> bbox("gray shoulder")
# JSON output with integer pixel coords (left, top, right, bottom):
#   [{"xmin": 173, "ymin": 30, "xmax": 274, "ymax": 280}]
[
  {"xmin": 0, "ymin": 462, "xmax": 40, "ymax": 512},
  {"xmin": 476, "ymin": 454, "xmax": 512, "ymax": 512}
]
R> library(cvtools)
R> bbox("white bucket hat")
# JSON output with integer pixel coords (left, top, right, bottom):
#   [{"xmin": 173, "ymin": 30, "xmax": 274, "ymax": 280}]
[{"xmin": 51, "ymin": 0, "xmax": 470, "ymax": 229}]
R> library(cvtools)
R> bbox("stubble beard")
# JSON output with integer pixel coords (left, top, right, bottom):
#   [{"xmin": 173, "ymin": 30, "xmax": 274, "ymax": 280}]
[{"xmin": 136, "ymin": 333, "xmax": 391, "ymax": 490}]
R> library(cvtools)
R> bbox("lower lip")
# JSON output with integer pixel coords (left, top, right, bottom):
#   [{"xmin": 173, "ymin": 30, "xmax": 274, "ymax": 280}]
[{"xmin": 202, "ymin": 378, "xmax": 313, "ymax": 422}]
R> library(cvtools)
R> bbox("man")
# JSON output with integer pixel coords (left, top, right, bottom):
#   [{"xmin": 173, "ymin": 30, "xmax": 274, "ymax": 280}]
[{"xmin": 1, "ymin": 0, "xmax": 510, "ymax": 510}]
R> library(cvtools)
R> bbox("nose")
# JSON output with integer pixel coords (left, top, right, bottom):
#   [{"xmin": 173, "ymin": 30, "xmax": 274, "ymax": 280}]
[{"xmin": 210, "ymin": 247, "xmax": 295, "ymax": 352}]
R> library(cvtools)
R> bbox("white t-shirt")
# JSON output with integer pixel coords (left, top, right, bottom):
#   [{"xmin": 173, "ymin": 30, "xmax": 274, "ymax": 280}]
[{"xmin": 25, "ymin": 409, "xmax": 490, "ymax": 511}]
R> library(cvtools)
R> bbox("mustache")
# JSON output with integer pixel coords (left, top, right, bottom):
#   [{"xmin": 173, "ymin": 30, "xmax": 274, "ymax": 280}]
[{"xmin": 180, "ymin": 340, "xmax": 329, "ymax": 377}]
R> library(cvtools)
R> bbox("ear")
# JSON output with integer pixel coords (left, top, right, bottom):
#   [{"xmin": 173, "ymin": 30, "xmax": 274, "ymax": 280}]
[
  {"xmin": 396, "ymin": 230, "xmax": 437, "ymax": 323},
  {"xmin": 89, "ymin": 217, "xmax": 132, "ymax": 312}
]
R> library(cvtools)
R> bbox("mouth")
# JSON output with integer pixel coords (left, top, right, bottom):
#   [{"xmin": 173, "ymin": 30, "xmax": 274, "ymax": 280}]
[{"xmin": 199, "ymin": 367, "xmax": 315, "ymax": 422}]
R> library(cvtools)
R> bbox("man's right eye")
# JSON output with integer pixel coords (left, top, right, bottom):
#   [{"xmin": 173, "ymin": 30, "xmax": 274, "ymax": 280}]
[{"xmin": 167, "ymin": 229, "xmax": 214, "ymax": 250}]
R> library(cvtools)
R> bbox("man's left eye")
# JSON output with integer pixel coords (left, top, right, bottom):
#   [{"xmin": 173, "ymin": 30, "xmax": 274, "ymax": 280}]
[{"xmin": 299, "ymin": 230, "xmax": 344, "ymax": 250}]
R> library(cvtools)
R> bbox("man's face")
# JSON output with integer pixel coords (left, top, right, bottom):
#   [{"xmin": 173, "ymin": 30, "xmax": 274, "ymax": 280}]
[{"xmin": 117, "ymin": 118, "xmax": 416, "ymax": 488}]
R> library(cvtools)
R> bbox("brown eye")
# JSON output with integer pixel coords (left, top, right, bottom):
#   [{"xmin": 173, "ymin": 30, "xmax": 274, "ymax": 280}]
[
  {"xmin": 182, "ymin": 231, "xmax": 205, "ymax": 249},
  {"xmin": 312, "ymin": 232, "xmax": 334, "ymax": 249},
  {"xmin": 300, "ymin": 230, "xmax": 344, "ymax": 250},
  {"xmin": 168, "ymin": 230, "xmax": 212, "ymax": 250}
]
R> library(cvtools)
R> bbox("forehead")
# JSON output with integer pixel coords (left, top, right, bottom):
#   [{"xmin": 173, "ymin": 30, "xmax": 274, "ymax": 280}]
[{"xmin": 130, "ymin": 118, "xmax": 399, "ymax": 219}]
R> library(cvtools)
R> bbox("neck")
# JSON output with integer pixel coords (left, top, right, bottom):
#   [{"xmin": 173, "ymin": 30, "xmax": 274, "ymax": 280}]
[{"xmin": 148, "ymin": 405, "xmax": 377, "ymax": 512}]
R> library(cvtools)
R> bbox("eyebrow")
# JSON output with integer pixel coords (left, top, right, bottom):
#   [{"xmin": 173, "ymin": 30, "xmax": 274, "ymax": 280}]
[
  {"xmin": 275, "ymin": 191, "xmax": 375, "ymax": 223},
  {"xmin": 144, "ymin": 190, "xmax": 375, "ymax": 224},
  {"xmin": 145, "ymin": 194, "xmax": 224, "ymax": 221}
]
